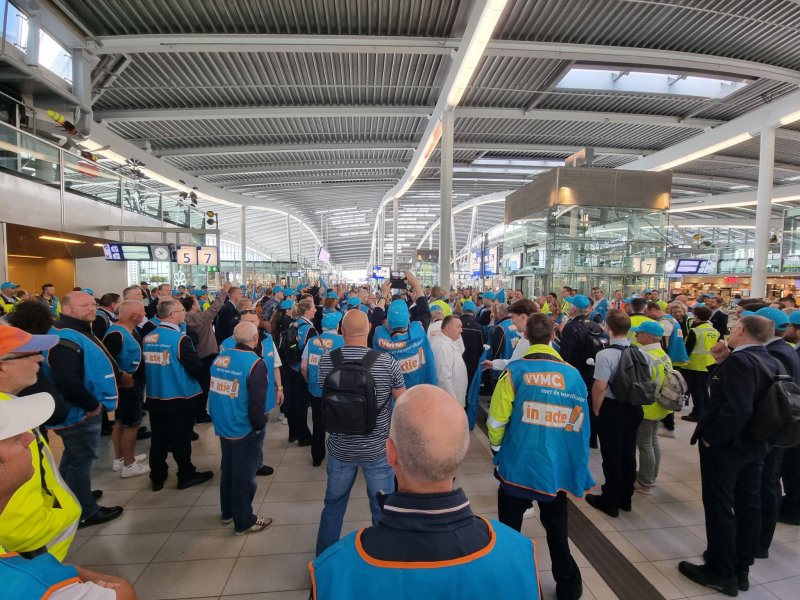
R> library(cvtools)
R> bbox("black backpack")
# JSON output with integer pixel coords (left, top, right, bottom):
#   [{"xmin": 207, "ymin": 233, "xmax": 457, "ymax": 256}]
[
  {"xmin": 571, "ymin": 317, "xmax": 608, "ymax": 365},
  {"xmin": 322, "ymin": 349, "xmax": 385, "ymax": 435},
  {"xmin": 608, "ymin": 345, "xmax": 657, "ymax": 406},
  {"xmin": 278, "ymin": 322, "xmax": 303, "ymax": 365},
  {"xmin": 748, "ymin": 369, "xmax": 800, "ymax": 448}
]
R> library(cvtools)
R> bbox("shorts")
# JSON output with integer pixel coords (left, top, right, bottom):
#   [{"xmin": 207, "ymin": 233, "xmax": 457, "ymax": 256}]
[{"xmin": 115, "ymin": 384, "xmax": 144, "ymax": 427}]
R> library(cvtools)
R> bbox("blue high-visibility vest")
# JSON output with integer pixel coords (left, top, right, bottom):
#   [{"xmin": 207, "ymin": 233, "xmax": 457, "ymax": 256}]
[
  {"xmin": 104, "ymin": 324, "xmax": 142, "ymax": 374},
  {"xmin": 43, "ymin": 326, "xmax": 118, "ymax": 428},
  {"xmin": 311, "ymin": 519, "xmax": 539, "ymax": 599},
  {"xmin": 590, "ymin": 298, "xmax": 609, "ymax": 323},
  {"xmin": 289, "ymin": 317, "xmax": 316, "ymax": 372},
  {"xmin": 496, "ymin": 318, "xmax": 520, "ymax": 360},
  {"xmin": 221, "ymin": 335, "xmax": 278, "ymax": 412},
  {"xmin": 494, "ymin": 354, "xmax": 594, "ymax": 498},
  {"xmin": 1, "ymin": 551, "xmax": 80, "ymax": 600},
  {"xmin": 208, "ymin": 348, "xmax": 265, "ymax": 438},
  {"xmin": 143, "ymin": 325, "xmax": 202, "ymax": 400},
  {"xmin": 306, "ymin": 331, "xmax": 345, "ymax": 397},
  {"xmin": 660, "ymin": 314, "xmax": 689, "ymax": 364},
  {"xmin": 372, "ymin": 321, "xmax": 437, "ymax": 388}
]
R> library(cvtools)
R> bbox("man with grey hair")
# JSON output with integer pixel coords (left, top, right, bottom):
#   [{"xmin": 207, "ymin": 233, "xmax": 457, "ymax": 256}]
[
  {"xmin": 208, "ymin": 321, "xmax": 273, "ymax": 535},
  {"xmin": 311, "ymin": 385, "xmax": 539, "ymax": 598},
  {"xmin": 143, "ymin": 298, "xmax": 212, "ymax": 491}
]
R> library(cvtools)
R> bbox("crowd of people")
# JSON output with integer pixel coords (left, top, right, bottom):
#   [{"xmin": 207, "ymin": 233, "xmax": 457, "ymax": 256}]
[{"xmin": 0, "ymin": 274, "xmax": 798, "ymax": 598}]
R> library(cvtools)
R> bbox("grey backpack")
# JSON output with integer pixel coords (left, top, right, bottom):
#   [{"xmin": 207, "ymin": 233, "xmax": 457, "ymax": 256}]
[
  {"xmin": 609, "ymin": 345, "xmax": 657, "ymax": 406},
  {"xmin": 657, "ymin": 368, "xmax": 689, "ymax": 411}
]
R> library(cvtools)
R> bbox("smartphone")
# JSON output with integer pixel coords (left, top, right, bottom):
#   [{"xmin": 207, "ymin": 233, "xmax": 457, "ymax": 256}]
[{"xmin": 390, "ymin": 271, "xmax": 407, "ymax": 289}]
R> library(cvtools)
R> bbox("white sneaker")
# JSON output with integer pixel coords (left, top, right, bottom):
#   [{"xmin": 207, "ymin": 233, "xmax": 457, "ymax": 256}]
[
  {"xmin": 120, "ymin": 461, "xmax": 151, "ymax": 478},
  {"xmin": 112, "ymin": 454, "xmax": 147, "ymax": 472},
  {"xmin": 658, "ymin": 428, "xmax": 676, "ymax": 438},
  {"xmin": 278, "ymin": 414, "xmax": 288, "ymax": 425},
  {"xmin": 523, "ymin": 507, "xmax": 536, "ymax": 519},
  {"xmin": 234, "ymin": 515, "xmax": 273, "ymax": 535}
]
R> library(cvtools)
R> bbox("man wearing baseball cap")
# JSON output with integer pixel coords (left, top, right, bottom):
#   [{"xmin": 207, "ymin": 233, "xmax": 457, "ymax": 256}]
[
  {"xmin": 0, "ymin": 281, "xmax": 19, "ymax": 314},
  {"xmin": 0, "ymin": 383, "xmax": 137, "ymax": 598},
  {"xmin": 0, "ymin": 326, "xmax": 82, "ymax": 561}
]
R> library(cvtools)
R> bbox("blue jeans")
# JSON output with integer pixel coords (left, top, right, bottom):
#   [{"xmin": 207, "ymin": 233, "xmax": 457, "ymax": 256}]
[
  {"xmin": 56, "ymin": 413, "xmax": 102, "ymax": 519},
  {"xmin": 220, "ymin": 428, "xmax": 265, "ymax": 533},
  {"xmin": 315, "ymin": 454, "xmax": 395, "ymax": 556}
]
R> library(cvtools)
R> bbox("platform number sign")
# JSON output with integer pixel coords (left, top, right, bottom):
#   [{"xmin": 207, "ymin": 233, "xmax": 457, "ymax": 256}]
[
  {"xmin": 632, "ymin": 257, "xmax": 657, "ymax": 273},
  {"xmin": 174, "ymin": 246, "xmax": 219, "ymax": 266}
]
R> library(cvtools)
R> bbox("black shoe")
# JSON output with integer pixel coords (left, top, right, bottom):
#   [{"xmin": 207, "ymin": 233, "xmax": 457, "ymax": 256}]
[
  {"xmin": 100, "ymin": 426, "xmax": 113, "ymax": 436},
  {"xmin": 313, "ymin": 459, "xmax": 322, "ymax": 467},
  {"xmin": 195, "ymin": 413, "xmax": 212, "ymax": 424},
  {"xmin": 191, "ymin": 430, "xmax": 199, "ymax": 441},
  {"xmin": 585, "ymin": 494, "xmax": 618, "ymax": 518},
  {"xmin": 298, "ymin": 438, "xmax": 312, "ymax": 447},
  {"xmin": 681, "ymin": 414, "xmax": 700, "ymax": 423},
  {"xmin": 620, "ymin": 500, "xmax": 632, "ymax": 512},
  {"xmin": 177, "ymin": 471, "xmax": 213, "ymax": 490},
  {"xmin": 555, "ymin": 581, "xmax": 583, "ymax": 600},
  {"xmin": 754, "ymin": 548, "xmax": 769, "ymax": 559},
  {"xmin": 137, "ymin": 427, "xmax": 152, "ymax": 441},
  {"xmin": 738, "ymin": 571, "xmax": 749, "ymax": 592},
  {"xmin": 91, "ymin": 489, "xmax": 103, "ymax": 500},
  {"xmin": 678, "ymin": 562, "xmax": 738, "ymax": 597},
  {"xmin": 78, "ymin": 506, "xmax": 123, "ymax": 529},
  {"xmin": 151, "ymin": 480, "xmax": 164, "ymax": 492},
  {"xmin": 778, "ymin": 511, "xmax": 800, "ymax": 526},
  {"xmin": 288, "ymin": 436, "xmax": 297, "ymax": 443},
  {"xmin": 256, "ymin": 465, "xmax": 274, "ymax": 476}
]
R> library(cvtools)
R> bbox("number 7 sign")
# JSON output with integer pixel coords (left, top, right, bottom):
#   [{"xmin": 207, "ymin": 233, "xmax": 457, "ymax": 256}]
[{"xmin": 198, "ymin": 246, "xmax": 218, "ymax": 266}]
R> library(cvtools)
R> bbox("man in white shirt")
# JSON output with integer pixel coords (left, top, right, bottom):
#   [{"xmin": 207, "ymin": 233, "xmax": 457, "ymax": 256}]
[{"xmin": 431, "ymin": 316, "xmax": 468, "ymax": 407}]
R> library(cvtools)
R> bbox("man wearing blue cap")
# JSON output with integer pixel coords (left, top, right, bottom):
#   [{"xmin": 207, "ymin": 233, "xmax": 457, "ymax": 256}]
[
  {"xmin": 373, "ymin": 300, "xmax": 437, "ymax": 388},
  {"xmin": 302, "ymin": 311, "xmax": 344, "ymax": 466},
  {"xmin": 0, "ymin": 281, "xmax": 20, "ymax": 314}
]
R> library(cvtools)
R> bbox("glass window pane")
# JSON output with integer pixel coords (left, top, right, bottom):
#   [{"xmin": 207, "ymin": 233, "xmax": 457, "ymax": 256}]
[{"xmin": 38, "ymin": 29, "xmax": 72, "ymax": 83}]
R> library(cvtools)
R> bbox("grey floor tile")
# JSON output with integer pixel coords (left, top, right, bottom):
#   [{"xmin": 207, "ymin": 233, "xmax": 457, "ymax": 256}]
[
  {"xmin": 95, "ymin": 507, "xmax": 190, "ymax": 535},
  {"xmin": 764, "ymin": 575, "xmax": 800, "ymax": 600},
  {"xmin": 258, "ymin": 500, "xmax": 324, "ymax": 525},
  {"xmin": 750, "ymin": 542, "xmax": 800, "ymax": 583},
  {"xmin": 126, "ymin": 485, "xmax": 207, "ymax": 509},
  {"xmin": 82, "ymin": 563, "xmax": 149, "ymax": 585},
  {"xmin": 70, "ymin": 532, "xmax": 170, "ymax": 565},
  {"xmin": 655, "ymin": 501, "xmax": 706, "ymax": 527},
  {"xmin": 271, "ymin": 464, "xmax": 329, "ymax": 482},
  {"xmin": 176, "ymin": 503, "xmax": 232, "ymax": 531},
  {"xmin": 223, "ymin": 553, "xmax": 314, "ymax": 596},
  {"xmin": 263, "ymin": 480, "xmax": 328, "ymax": 503},
  {"xmin": 647, "ymin": 480, "xmax": 702, "ymax": 503},
  {"xmin": 632, "ymin": 562, "xmax": 685, "ymax": 600},
  {"xmin": 240, "ymin": 523, "xmax": 319, "ymax": 556},
  {"xmin": 135, "ymin": 557, "xmax": 236, "ymax": 599},
  {"xmin": 608, "ymin": 501, "xmax": 682, "ymax": 532},
  {"xmin": 154, "ymin": 529, "xmax": 247, "ymax": 561},
  {"xmin": 621, "ymin": 527, "xmax": 706, "ymax": 561}
]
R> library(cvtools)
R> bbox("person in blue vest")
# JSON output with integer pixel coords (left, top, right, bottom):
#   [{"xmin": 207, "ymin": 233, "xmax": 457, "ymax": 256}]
[
  {"xmin": 311, "ymin": 384, "xmax": 539, "ymax": 599},
  {"xmin": 44, "ymin": 291, "xmax": 124, "ymax": 529},
  {"xmin": 209, "ymin": 322, "xmax": 274, "ymax": 536},
  {"xmin": 301, "ymin": 311, "xmax": 344, "ymax": 466},
  {"xmin": 372, "ymin": 300, "xmax": 437, "ymax": 388},
  {"xmin": 488, "ymin": 302, "xmax": 519, "ymax": 372},
  {"xmin": 0, "ymin": 392, "xmax": 137, "ymax": 600},
  {"xmin": 103, "ymin": 300, "xmax": 149, "ymax": 479},
  {"xmin": 143, "ymin": 298, "xmax": 213, "ymax": 491},
  {"xmin": 589, "ymin": 287, "xmax": 609, "ymax": 324},
  {"xmin": 488, "ymin": 313, "xmax": 592, "ymax": 600}
]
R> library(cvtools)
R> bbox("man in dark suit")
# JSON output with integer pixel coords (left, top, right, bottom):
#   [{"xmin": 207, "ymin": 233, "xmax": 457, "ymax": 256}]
[
  {"xmin": 706, "ymin": 296, "xmax": 729, "ymax": 338},
  {"xmin": 459, "ymin": 301, "xmax": 485, "ymax": 387},
  {"xmin": 214, "ymin": 286, "xmax": 242, "ymax": 346},
  {"xmin": 679, "ymin": 315, "xmax": 779, "ymax": 596}
]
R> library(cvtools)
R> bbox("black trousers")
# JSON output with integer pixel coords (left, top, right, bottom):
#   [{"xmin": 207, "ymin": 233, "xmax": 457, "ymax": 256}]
[
  {"xmin": 282, "ymin": 365, "xmax": 312, "ymax": 442},
  {"xmin": 759, "ymin": 446, "xmax": 784, "ymax": 554},
  {"xmin": 781, "ymin": 446, "xmax": 800, "ymax": 519},
  {"xmin": 310, "ymin": 396, "xmax": 326, "ymax": 463},
  {"xmin": 498, "ymin": 487, "xmax": 581, "ymax": 595},
  {"xmin": 699, "ymin": 443, "xmax": 765, "ymax": 578},
  {"xmin": 684, "ymin": 369, "xmax": 710, "ymax": 418},
  {"xmin": 196, "ymin": 354, "xmax": 217, "ymax": 417},
  {"xmin": 596, "ymin": 399, "xmax": 643, "ymax": 510},
  {"xmin": 148, "ymin": 399, "xmax": 198, "ymax": 484}
]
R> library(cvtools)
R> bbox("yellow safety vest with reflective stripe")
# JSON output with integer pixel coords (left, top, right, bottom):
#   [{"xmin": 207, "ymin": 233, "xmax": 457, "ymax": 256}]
[
  {"xmin": 641, "ymin": 345, "xmax": 672, "ymax": 421},
  {"xmin": 0, "ymin": 394, "xmax": 80, "ymax": 561},
  {"xmin": 686, "ymin": 323, "xmax": 719, "ymax": 372},
  {"xmin": 0, "ymin": 295, "xmax": 17, "ymax": 314},
  {"xmin": 628, "ymin": 314, "xmax": 654, "ymax": 345}
]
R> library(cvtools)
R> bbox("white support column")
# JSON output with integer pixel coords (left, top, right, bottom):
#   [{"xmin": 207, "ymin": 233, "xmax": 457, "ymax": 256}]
[
  {"xmin": 752, "ymin": 127, "xmax": 776, "ymax": 299},
  {"xmin": 285, "ymin": 214, "xmax": 293, "ymax": 264},
  {"xmin": 240, "ymin": 206, "xmax": 246, "ymax": 283},
  {"xmin": 26, "ymin": 11, "xmax": 40, "ymax": 67},
  {"xmin": 439, "ymin": 110, "xmax": 454, "ymax": 288},
  {"xmin": 392, "ymin": 198, "xmax": 399, "ymax": 271}
]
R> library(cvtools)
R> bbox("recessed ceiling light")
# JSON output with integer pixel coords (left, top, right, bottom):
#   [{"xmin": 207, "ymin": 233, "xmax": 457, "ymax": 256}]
[{"xmin": 39, "ymin": 235, "xmax": 84, "ymax": 244}]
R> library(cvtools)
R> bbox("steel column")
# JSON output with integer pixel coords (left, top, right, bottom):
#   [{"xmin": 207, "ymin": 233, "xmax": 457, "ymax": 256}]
[
  {"xmin": 752, "ymin": 128, "xmax": 776, "ymax": 299},
  {"xmin": 439, "ymin": 110, "xmax": 454, "ymax": 288},
  {"xmin": 392, "ymin": 198, "xmax": 399, "ymax": 271}
]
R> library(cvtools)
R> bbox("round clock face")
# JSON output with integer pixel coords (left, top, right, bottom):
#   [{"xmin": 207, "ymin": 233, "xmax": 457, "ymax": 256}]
[
  {"xmin": 153, "ymin": 246, "xmax": 170, "ymax": 260},
  {"xmin": 665, "ymin": 259, "xmax": 677, "ymax": 273}
]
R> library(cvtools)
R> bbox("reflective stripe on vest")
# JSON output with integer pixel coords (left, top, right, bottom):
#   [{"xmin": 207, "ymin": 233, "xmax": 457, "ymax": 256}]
[
  {"xmin": 306, "ymin": 332, "xmax": 344, "ymax": 397},
  {"xmin": 208, "ymin": 348, "xmax": 263, "ymax": 438},
  {"xmin": 496, "ymin": 357, "xmax": 594, "ymax": 497},
  {"xmin": 310, "ymin": 518, "xmax": 539, "ymax": 600},
  {"xmin": 143, "ymin": 325, "xmax": 202, "ymax": 400},
  {"xmin": 686, "ymin": 323, "xmax": 720, "ymax": 372},
  {"xmin": 0, "ymin": 551, "xmax": 80, "ymax": 599}
]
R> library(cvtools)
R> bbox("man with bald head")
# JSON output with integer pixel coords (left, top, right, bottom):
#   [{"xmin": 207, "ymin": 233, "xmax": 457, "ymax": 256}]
[
  {"xmin": 311, "ymin": 385, "xmax": 539, "ymax": 598},
  {"xmin": 45, "ymin": 291, "xmax": 124, "ymax": 528},
  {"xmin": 315, "ymin": 309, "xmax": 406, "ymax": 555}
]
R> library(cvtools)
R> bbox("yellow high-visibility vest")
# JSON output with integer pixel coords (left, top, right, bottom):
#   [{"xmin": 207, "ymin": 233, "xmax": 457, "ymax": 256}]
[{"xmin": 686, "ymin": 323, "xmax": 720, "ymax": 372}]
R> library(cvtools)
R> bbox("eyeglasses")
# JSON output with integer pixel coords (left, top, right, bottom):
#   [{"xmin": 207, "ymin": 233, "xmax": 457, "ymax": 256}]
[
  {"xmin": 239, "ymin": 309, "xmax": 257, "ymax": 315},
  {"xmin": 0, "ymin": 351, "xmax": 43, "ymax": 362},
  {"xmin": 171, "ymin": 309, "xmax": 186, "ymax": 314}
]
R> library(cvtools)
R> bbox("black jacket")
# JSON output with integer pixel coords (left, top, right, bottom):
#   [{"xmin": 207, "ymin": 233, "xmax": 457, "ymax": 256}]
[
  {"xmin": 459, "ymin": 313, "xmax": 485, "ymax": 377},
  {"xmin": 694, "ymin": 345, "xmax": 778, "ymax": 451},
  {"xmin": 709, "ymin": 310, "xmax": 729, "ymax": 338},
  {"xmin": 214, "ymin": 299, "xmax": 239, "ymax": 345},
  {"xmin": 765, "ymin": 338, "xmax": 800, "ymax": 383}
]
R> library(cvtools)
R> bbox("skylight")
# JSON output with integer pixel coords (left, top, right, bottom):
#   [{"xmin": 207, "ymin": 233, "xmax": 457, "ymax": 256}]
[{"xmin": 555, "ymin": 68, "xmax": 748, "ymax": 99}]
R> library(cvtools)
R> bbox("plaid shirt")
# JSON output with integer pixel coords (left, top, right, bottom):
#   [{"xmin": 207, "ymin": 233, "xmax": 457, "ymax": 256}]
[{"xmin": 261, "ymin": 296, "xmax": 280, "ymax": 321}]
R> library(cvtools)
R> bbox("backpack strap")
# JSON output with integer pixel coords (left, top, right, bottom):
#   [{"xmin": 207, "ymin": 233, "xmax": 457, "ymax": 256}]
[
  {"xmin": 362, "ymin": 349, "xmax": 381, "ymax": 371},
  {"xmin": 330, "ymin": 348, "xmax": 344, "ymax": 367}
]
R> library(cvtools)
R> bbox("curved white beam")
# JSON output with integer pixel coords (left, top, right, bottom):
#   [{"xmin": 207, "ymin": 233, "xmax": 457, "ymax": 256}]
[{"xmin": 416, "ymin": 190, "xmax": 512, "ymax": 250}]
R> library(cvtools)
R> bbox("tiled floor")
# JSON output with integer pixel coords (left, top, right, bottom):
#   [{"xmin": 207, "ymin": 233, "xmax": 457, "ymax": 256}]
[{"xmin": 49, "ymin": 411, "xmax": 800, "ymax": 600}]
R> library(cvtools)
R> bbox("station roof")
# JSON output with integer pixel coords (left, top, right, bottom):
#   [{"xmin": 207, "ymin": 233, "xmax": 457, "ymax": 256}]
[{"xmin": 51, "ymin": 0, "xmax": 800, "ymax": 268}]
